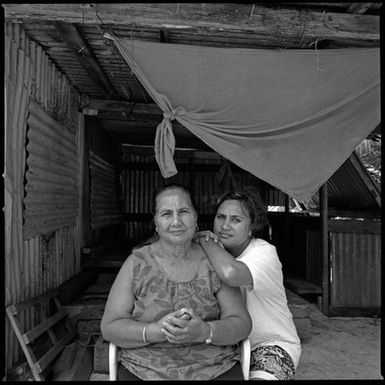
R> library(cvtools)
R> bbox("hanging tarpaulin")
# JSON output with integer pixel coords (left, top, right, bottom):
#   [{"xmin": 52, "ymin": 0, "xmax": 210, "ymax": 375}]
[{"xmin": 111, "ymin": 36, "xmax": 380, "ymax": 202}]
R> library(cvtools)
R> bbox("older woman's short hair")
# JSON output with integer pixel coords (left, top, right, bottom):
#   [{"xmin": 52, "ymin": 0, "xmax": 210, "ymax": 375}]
[
  {"xmin": 153, "ymin": 183, "xmax": 197, "ymax": 214},
  {"xmin": 215, "ymin": 188, "xmax": 269, "ymax": 237}
]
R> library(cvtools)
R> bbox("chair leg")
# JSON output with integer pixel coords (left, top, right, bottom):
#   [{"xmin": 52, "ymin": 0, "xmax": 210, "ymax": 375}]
[
  {"xmin": 109, "ymin": 343, "xmax": 118, "ymax": 381},
  {"xmin": 241, "ymin": 338, "xmax": 251, "ymax": 380}
]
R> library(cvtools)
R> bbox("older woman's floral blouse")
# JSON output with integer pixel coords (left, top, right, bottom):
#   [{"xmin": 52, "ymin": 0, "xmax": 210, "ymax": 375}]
[{"xmin": 119, "ymin": 245, "xmax": 240, "ymax": 380}]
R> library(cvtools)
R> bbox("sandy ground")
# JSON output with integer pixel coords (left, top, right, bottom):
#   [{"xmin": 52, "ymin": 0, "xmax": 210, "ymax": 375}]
[
  {"xmin": 90, "ymin": 304, "xmax": 383, "ymax": 381},
  {"xmin": 294, "ymin": 304, "xmax": 382, "ymax": 380}
]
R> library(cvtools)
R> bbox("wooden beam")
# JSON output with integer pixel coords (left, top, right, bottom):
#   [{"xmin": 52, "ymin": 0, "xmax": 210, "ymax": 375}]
[
  {"xmin": 105, "ymin": 128, "xmax": 209, "ymax": 150},
  {"xmin": 54, "ymin": 21, "xmax": 116, "ymax": 97},
  {"xmin": 100, "ymin": 118, "xmax": 201, "ymax": 139},
  {"xmin": 327, "ymin": 208, "xmax": 381, "ymax": 220},
  {"xmin": 4, "ymin": 3, "xmax": 380, "ymax": 47},
  {"xmin": 348, "ymin": 3, "xmax": 373, "ymax": 14},
  {"xmin": 328, "ymin": 218, "xmax": 380, "ymax": 234},
  {"xmin": 286, "ymin": 2, "xmax": 380, "ymax": 13},
  {"xmin": 100, "ymin": 120, "xmax": 161, "ymax": 130},
  {"xmin": 96, "ymin": 111, "xmax": 160, "ymax": 121},
  {"xmin": 85, "ymin": 99, "xmax": 161, "ymax": 115},
  {"xmin": 120, "ymin": 162, "xmax": 221, "ymax": 172}
]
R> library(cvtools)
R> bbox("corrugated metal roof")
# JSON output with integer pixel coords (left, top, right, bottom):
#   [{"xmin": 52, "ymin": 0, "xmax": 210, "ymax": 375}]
[
  {"xmin": 306, "ymin": 151, "xmax": 381, "ymax": 211},
  {"xmin": 360, "ymin": 150, "xmax": 381, "ymax": 186}
]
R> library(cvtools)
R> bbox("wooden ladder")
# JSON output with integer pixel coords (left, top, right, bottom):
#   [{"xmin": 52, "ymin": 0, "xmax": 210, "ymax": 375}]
[{"xmin": 6, "ymin": 290, "xmax": 77, "ymax": 381}]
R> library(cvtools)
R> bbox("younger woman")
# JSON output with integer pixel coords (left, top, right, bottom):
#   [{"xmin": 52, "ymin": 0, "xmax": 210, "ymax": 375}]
[{"xmin": 196, "ymin": 188, "xmax": 301, "ymax": 380}]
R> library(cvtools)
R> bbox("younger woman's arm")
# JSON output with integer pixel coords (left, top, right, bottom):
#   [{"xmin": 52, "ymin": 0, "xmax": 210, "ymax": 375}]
[{"xmin": 196, "ymin": 233, "xmax": 253, "ymax": 288}]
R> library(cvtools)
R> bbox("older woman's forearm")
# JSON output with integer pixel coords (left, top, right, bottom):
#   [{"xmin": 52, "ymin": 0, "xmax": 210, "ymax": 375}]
[
  {"xmin": 101, "ymin": 318, "xmax": 164, "ymax": 348},
  {"xmin": 208, "ymin": 314, "xmax": 252, "ymax": 346}
]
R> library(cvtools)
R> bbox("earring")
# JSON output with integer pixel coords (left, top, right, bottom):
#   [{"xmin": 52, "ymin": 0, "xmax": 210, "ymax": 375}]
[{"xmin": 195, "ymin": 225, "xmax": 199, "ymax": 232}]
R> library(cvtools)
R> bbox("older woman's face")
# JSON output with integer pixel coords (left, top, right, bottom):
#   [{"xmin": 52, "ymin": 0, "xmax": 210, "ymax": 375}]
[{"xmin": 154, "ymin": 188, "xmax": 197, "ymax": 246}]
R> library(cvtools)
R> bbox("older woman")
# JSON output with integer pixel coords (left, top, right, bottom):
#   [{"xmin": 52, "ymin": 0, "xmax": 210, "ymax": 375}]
[
  {"xmin": 101, "ymin": 184, "xmax": 252, "ymax": 380},
  {"xmin": 196, "ymin": 188, "xmax": 302, "ymax": 380}
]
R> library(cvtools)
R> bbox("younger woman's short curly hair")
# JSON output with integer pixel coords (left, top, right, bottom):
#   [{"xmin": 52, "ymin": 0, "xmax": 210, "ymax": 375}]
[{"xmin": 215, "ymin": 187, "xmax": 269, "ymax": 237}]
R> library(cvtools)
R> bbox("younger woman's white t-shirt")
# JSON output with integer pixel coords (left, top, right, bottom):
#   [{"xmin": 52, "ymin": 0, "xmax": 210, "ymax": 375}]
[{"xmin": 237, "ymin": 238, "xmax": 302, "ymax": 368}]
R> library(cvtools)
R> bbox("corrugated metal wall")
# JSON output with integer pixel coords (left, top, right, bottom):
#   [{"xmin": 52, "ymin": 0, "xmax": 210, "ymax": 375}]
[
  {"xmin": 120, "ymin": 147, "xmax": 266, "ymax": 244},
  {"xmin": 330, "ymin": 231, "xmax": 381, "ymax": 310},
  {"xmin": 89, "ymin": 150, "xmax": 121, "ymax": 229},
  {"xmin": 82, "ymin": 117, "xmax": 123, "ymax": 247},
  {"xmin": 270, "ymin": 213, "xmax": 381, "ymax": 316},
  {"xmin": 269, "ymin": 213, "xmax": 322, "ymax": 279},
  {"xmin": 24, "ymin": 100, "xmax": 79, "ymax": 238},
  {"xmin": 4, "ymin": 22, "xmax": 83, "ymax": 371},
  {"xmin": 306, "ymin": 230, "xmax": 322, "ymax": 286}
]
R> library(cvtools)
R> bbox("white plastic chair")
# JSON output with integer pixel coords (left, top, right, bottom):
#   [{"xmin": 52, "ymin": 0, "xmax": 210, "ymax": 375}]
[
  {"xmin": 109, "ymin": 342, "xmax": 118, "ymax": 381},
  {"xmin": 240, "ymin": 337, "xmax": 251, "ymax": 380},
  {"xmin": 109, "ymin": 337, "xmax": 251, "ymax": 380}
]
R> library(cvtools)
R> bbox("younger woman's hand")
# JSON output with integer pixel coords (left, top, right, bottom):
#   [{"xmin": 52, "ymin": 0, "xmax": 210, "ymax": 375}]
[{"xmin": 194, "ymin": 230, "xmax": 220, "ymax": 244}]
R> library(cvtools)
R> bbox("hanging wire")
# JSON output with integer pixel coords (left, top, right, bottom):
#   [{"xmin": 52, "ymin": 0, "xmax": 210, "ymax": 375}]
[
  {"xmin": 309, "ymin": 38, "xmax": 322, "ymax": 71},
  {"xmin": 250, "ymin": 4, "xmax": 255, "ymax": 19},
  {"xmin": 94, "ymin": 3, "xmax": 116, "ymax": 42},
  {"xmin": 94, "ymin": 4, "xmax": 148, "ymax": 103},
  {"xmin": 95, "ymin": 6, "xmax": 122, "ymax": 77},
  {"xmin": 296, "ymin": 9, "xmax": 307, "ymax": 46},
  {"xmin": 92, "ymin": 4, "xmax": 119, "ymax": 99},
  {"xmin": 127, "ymin": 22, "xmax": 149, "ymax": 103},
  {"xmin": 94, "ymin": 4, "xmax": 105, "ymax": 27},
  {"xmin": 308, "ymin": 10, "xmax": 328, "ymax": 71},
  {"xmin": 130, "ymin": 23, "xmax": 135, "ymax": 75}
]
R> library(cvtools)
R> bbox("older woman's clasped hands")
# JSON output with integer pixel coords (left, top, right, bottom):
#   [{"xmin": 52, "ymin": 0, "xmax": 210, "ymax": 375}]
[{"xmin": 160, "ymin": 307, "xmax": 205, "ymax": 344}]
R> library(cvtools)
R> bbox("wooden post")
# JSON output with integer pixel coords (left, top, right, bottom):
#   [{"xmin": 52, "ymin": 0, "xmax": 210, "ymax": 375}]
[
  {"xmin": 320, "ymin": 182, "xmax": 329, "ymax": 315},
  {"xmin": 189, "ymin": 155, "xmax": 195, "ymax": 202},
  {"xmin": 284, "ymin": 194, "xmax": 290, "ymax": 267}
]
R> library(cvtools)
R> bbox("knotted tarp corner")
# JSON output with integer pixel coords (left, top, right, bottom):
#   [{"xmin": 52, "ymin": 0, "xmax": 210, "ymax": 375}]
[{"xmin": 154, "ymin": 107, "xmax": 186, "ymax": 178}]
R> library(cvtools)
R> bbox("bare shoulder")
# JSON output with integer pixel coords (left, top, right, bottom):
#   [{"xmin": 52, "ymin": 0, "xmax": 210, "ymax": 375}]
[
  {"xmin": 114, "ymin": 246, "xmax": 150, "ymax": 285},
  {"xmin": 191, "ymin": 241, "xmax": 210, "ymax": 261}
]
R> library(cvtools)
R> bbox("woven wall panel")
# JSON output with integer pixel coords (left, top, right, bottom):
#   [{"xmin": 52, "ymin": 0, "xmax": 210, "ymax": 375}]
[
  {"xmin": 89, "ymin": 150, "xmax": 121, "ymax": 229},
  {"xmin": 23, "ymin": 100, "xmax": 78, "ymax": 239}
]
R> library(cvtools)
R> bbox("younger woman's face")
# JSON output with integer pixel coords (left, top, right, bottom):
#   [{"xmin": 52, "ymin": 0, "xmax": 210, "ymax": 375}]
[{"xmin": 214, "ymin": 199, "xmax": 252, "ymax": 253}]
